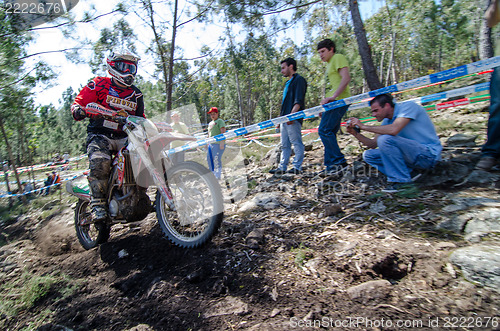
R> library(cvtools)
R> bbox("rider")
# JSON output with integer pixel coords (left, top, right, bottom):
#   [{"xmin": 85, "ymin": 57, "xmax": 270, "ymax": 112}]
[{"xmin": 70, "ymin": 48, "xmax": 145, "ymax": 221}]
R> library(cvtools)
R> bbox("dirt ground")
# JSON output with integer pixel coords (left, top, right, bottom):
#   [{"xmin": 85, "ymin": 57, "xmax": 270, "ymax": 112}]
[{"xmin": 1, "ymin": 101, "xmax": 500, "ymax": 330}]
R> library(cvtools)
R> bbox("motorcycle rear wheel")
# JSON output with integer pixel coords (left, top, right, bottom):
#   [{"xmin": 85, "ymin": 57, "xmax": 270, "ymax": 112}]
[
  {"xmin": 156, "ymin": 161, "xmax": 223, "ymax": 248},
  {"xmin": 74, "ymin": 199, "xmax": 111, "ymax": 250}
]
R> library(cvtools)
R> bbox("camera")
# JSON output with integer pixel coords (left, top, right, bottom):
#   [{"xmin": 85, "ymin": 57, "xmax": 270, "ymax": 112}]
[{"xmin": 346, "ymin": 119, "xmax": 361, "ymax": 133}]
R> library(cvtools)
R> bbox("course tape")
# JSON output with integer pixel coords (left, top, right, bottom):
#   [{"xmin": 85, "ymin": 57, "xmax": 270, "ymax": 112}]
[
  {"xmin": 166, "ymin": 56, "xmax": 499, "ymax": 155},
  {"xmin": 0, "ymin": 171, "xmax": 87, "ymax": 199},
  {"xmin": 217, "ymin": 82, "xmax": 491, "ymax": 145},
  {"xmin": 347, "ymin": 82, "xmax": 490, "ymax": 112},
  {"xmin": 0, "ymin": 154, "xmax": 87, "ymax": 177}
]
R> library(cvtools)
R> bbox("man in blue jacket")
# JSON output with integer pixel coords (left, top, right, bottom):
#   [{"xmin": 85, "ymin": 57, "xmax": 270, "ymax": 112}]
[{"xmin": 270, "ymin": 57, "xmax": 308, "ymax": 175}]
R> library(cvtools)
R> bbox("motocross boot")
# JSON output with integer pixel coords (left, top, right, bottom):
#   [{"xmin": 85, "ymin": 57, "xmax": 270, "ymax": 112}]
[
  {"xmin": 90, "ymin": 198, "xmax": 108, "ymax": 222},
  {"xmin": 89, "ymin": 178, "xmax": 109, "ymax": 222}
]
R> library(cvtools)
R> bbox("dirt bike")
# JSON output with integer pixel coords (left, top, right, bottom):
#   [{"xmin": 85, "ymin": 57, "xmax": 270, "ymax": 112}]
[{"xmin": 66, "ymin": 103, "xmax": 224, "ymax": 250}]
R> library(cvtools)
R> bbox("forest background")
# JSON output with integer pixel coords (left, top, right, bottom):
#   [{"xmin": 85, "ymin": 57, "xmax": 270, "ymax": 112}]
[{"xmin": 0, "ymin": 0, "xmax": 499, "ymax": 184}]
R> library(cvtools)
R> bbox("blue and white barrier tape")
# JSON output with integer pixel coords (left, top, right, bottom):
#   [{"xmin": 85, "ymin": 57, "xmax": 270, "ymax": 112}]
[
  {"xmin": 166, "ymin": 56, "xmax": 499, "ymax": 156},
  {"xmin": 0, "ymin": 172, "xmax": 87, "ymax": 199},
  {"xmin": 347, "ymin": 82, "xmax": 490, "ymax": 110}
]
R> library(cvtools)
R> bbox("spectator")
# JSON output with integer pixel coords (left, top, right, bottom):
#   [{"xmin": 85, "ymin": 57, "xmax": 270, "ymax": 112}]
[
  {"xmin": 346, "ymin": 94, "xmax": 442, "ymax": 192},
  {"xmin": 317, "ymin": 39, "xmax": 352, "ymax": 176},
  {"xmin": 52, "ymin": 171, "xmax": 61, "ymax": 186},
  {"xmin": 43, "ymin": 172, "xmax": 53, "ymax": 195},
  {"xmin": 23, "ymin": 181, "xmax": 34, "ymax": 200},
  {"xmin": 476, "ymin": 0, "xmax": 500, "ymax": 171},
  {"xmin": 269, "ymin": 57, "xmax": 307, "ymax": 175},
  {"xmin": 207, "ymin": 107, "xmax": 226, "ymax": 179}
]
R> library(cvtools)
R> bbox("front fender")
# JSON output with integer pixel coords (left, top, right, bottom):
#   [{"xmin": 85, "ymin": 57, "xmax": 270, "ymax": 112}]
[{"xmin": 148, "ymin": 132, "xmax": 196, "ymax": 162}]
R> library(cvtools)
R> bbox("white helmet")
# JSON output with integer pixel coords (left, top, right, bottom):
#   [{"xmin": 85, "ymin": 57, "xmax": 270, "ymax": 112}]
[{"xmin": 106, "ymin": 48, "xmax": 140, "ymax": 86}]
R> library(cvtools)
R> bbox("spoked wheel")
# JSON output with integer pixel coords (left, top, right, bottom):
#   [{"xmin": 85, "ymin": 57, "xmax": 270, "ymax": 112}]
[
  {"xmin": 155, "ymin": 161, "xmax": 224, "ymax": 248},
  {"xmin": 74, "ymin": 200, "xmax": 110, "ymax": 250}
]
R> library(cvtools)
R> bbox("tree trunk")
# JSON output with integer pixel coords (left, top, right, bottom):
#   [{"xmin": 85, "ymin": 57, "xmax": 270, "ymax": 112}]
[
  {"xmin": 385, "ymin": 31, "xmax": 397, "ymax": 86},
  {"xmin": 379, "ymin": 49, "xmax": 385, "ymax": 82},
  {"xmin": 479, "ymin": 16, "xmax": 493, "ymax": 59},
  {"xmin": 144, "ymin": 0, "xmax": 170, "ymax": 111},
  {"xmin": 166, "ymin": 0, "xmax": 178, "ymax": 112},
  {"xmin": 479, "ymin": 0, "xmax": 494, "ymax": 59},
  {"xmin": 0, "ymin": 116, "xmax": 25, "ymax": 204},
  {"xmin": 226, "ymin": 25, "xmax": 245, "ymax": 127},
  {"xmin": 348, "ymin": 0, "xmax": 383, "ymax": 90}
]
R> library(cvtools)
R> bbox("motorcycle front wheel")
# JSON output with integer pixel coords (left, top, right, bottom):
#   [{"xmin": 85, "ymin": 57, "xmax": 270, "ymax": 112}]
[
  {"xmin": 156, "ymin": 161, "xmax": 224, "ymax": 248},
  {"xmin": 74, "ymin": 199, "xmax": 111, "ymax": 250}
]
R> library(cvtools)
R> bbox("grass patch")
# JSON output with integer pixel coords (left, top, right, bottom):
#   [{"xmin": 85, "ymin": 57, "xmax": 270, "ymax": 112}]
[
  {"xmin": 0, "ymin": 270, "xmax": 82, "ymax": 318},
  {"xmin": 291, "ymin": 243, "xmax": 313, "ymax": 269},
  {"xmin": 247, "ymin": 179, "xmax": 258, "ymax": 191}
]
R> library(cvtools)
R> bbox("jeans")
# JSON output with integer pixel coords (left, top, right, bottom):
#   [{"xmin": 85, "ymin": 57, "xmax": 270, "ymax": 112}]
[
  {"xmin": 363, "ymin": 135, "xmax": 438, "ymax": 183},
  {"xmin": 278, "ymin": 121, "xmax": 305, "ymax": 171},
  {"xmin": 318, "ymin": 105, "xmax": 348, "ymax": 168},
  {"xmin": 207, "ymin": 143, "xmax": 224, "ymax": 179},
  {"xmin": 482, "ymin": 67, "xmax": 500, "ymax": 158}
]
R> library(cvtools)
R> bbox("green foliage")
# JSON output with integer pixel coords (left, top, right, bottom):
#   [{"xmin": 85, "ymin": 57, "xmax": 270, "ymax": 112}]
[
  {"xmin": 291, "ymin": 243, "xmax": 312, "ymax": 268},
  {"xmin": 0, "ymin": 270, "xmax": 81, "ymax": 322}
]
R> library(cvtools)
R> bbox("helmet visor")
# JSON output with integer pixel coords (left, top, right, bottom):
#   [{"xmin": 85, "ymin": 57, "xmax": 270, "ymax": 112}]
[{"xmin": 114, "ymin": 61, "xmax": 137, "ymax": 75}]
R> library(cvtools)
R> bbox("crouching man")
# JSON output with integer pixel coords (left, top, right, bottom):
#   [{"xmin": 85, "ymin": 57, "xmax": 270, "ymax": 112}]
[{"xmin": 346, "ymin": 93, "xmax": 442, "ymax": 192}]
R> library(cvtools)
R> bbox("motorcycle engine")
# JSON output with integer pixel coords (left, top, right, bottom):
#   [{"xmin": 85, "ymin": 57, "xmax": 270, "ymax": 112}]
[{"xmin": 110, "ymin": 187, "xmax": 152, "ymax": 222}]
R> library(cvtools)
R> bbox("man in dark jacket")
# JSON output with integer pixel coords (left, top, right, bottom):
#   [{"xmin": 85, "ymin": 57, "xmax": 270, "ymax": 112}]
[{"xmin": 270, "ymin": 57, "xmax": 307, "ymax": 175}]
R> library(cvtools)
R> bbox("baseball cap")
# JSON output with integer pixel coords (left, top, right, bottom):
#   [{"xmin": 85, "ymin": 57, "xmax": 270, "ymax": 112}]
[{"xmin": 207, "ymin": 107, "xmax": 218, "ymax": 114}]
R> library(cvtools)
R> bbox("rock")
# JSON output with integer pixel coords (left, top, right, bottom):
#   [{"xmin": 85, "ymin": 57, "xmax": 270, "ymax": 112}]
[
  {"xmin": 434, "ymin": 242, "xmax": 457, "ymax": 250},
  {"xmin": 126, "ymin": 324, "xmax": 155, "ymax": 331},
  {"xmin": 375, "ymin": 229, "xmax": 397, "ymax": 239},
  {"xmin": 346, "ymin": 279, "xmax": 392, "ymax": 303},
  {"xmin": 463, "ymin": 208, "xmax": 500, "ymax": 236},
  {"xmin": 324, "ymin": 203, "xmax": 342, "ymax": 216},
  {"xmin": 446, "ymin": 133, "xmax": 477, "ymax": 147},
  {"xmin": 263, "ymin": 147, "xmax": 280, "ymax": 167},
  {"xmin": 369, "ymin": 200, "xmax": 386, "ymax": 213},
  {"xmin": 204, "ymin": 296, "xmax": 249, "ymax": 318},
  {"xmin": 304, "ymin": 257, "xmax": 323, "ymax": 277},
  {"xmin": 185, "ymin": 269, "xmax": 204, "ymax": 283},
  {"xmin": 425, "ymin": 161, "xmax": 470, "ymax": 186},
  {"xmin": 253, "ymin": 192, "xmax": 281, "ymax": 209},
  {"xmin": 450, "ymin": 244, "xmax": 500, "ymax": 292},
  {"xmin": 118, "ymin": 249, "xmax": 129, "ymax": 258},
  {"xmin": 269, "ymin": 308, "xmax": 281, "ymax": 318},
  {"xmin": 465, "ymin": 170, "xmax": 500, "ymax": 186},
  {"xmin": 237, "ymin": 200, "xmax": 259, "ymax": 215},
  {"xmin": 246, "ymin": 228, "xmax": 264, "ymax": 249},
  {"xmin": 436, "ymin": 214, "xmax": 469, "ymax": 233}
]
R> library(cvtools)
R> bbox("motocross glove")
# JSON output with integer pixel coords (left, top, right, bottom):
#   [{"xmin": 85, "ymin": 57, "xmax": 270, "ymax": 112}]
[{"xmin": 71, "ymin": 104, "xmax": 87, "ymax": 121}]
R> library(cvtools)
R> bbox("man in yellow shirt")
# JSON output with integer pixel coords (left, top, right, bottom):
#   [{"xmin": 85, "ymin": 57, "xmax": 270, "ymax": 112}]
[{"xmin": 317, "ymin": 39, "xmax": 352, "ymax": 176}]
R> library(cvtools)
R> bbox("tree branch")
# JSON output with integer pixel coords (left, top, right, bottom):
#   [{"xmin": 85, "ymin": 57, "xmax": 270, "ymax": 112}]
[
  {"xmin": 177, "ymin": 0, "xmax": 216, "ymax": 28},
  {"xmin": 0, "ymin": 10, "xmax": 121, "ymax": 39}
]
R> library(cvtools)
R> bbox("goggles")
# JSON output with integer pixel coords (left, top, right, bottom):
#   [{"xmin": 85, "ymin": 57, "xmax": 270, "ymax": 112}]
[{"xmin": 114, "ymin": 61, "xmax": 137, "ymax": 75}]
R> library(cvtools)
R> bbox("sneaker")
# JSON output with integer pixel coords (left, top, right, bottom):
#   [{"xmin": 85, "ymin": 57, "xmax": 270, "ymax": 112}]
[
  {"xmin": 475, "ymin": 156, "xmax": 497, "ymax": 171},
  {"xmin": 91, "ymin": 205, "xmax": 108, "ymax": 222},
  {"xmin": 320, "ymin": 163, "xmax": 348, "ymax": 177},
  {"xmin": 271, "ymin": 168, "xmax": 287, "ymax": 175},
  {"xmin": 381, "ymin": 182, "xmax": 414, "ymax": 193},
  {"xmin": 286, "ymin": 168, "xmax": 302, "ymax": 175},
  {"xmin": 269, "ymin": 168, "xmax": 285, "ymax": 174}
]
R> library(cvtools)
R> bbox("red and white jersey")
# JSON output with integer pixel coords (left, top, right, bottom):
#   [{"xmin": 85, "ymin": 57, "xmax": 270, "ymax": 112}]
[{"xmin": 72, "ymin": 77, "xmax": 145, "ymax": 136}]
